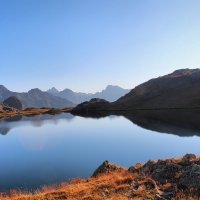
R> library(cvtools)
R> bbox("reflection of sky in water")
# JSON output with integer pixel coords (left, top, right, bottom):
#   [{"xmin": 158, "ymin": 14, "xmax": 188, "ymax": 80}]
[{"xmin": 0, "ymin": 114, "xmax": 199, "ymax": 192}]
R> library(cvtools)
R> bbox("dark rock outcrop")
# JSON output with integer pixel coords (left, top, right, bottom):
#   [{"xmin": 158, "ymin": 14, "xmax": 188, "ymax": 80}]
[
  {"xmin": 71, "ymin": 98, "xmax": 109, "ymax": 114},
  {"xmin": 90, "ymin": 154, "xmax": 200, "ymax": 199},
  {"xmin": 128, "ymin": 154, "xmax": 200, "ymax": 193},
  {"xmin": 3, "ymin": 96, "xmax": 23, "ymax": 110},
  {"xmin": 92, "ymin": 160, "xmax": 122, "ymax": 177},
  {"xmin": 179, "ymin": 164, "xmax": 200, "ymax": 191},
  {"xmin": 0, "ymin": 103, "xmax": 17, "ymax": 113}
]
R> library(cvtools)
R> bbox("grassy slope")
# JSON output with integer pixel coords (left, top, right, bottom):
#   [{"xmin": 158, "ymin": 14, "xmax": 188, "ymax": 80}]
[{"xmin": 1, "ymin": 156, "xmax": 200, "ymax": 200}]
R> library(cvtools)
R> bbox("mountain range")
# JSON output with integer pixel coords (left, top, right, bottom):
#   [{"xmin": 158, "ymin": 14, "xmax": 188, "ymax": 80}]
[
  {"xmin": 3, "ymin": 68, "xmax": 199, "ymax": 111},
  {"xmin": 0, "ymin": 86, "xmax": 74, "ymax": 108},
  {"xmin": 47, "ymin": 85, "xmax": 130, "ymax": 104},
  {"xmin": 0, "ymin": 85, "xmax": 130, "ymax": 109},
  {"xmin": 72, "ymin": 68, "xmax": 200, "ymax": 113}
]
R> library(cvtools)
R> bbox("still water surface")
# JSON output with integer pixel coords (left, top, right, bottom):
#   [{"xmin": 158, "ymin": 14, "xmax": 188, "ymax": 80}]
[{"xmin": 0, "ymin": 113, "xmax": 199, "ymax": 192}]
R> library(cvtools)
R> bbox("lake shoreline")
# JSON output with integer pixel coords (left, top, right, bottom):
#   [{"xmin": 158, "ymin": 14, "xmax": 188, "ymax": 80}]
[
  {"xmin": 0, "ymin": 107, "xmax": 72, "ymax": 120},
  {"xmin": 1, "ymin": 154, "xmax": 200, "ymax": 200},
  {"xmin": 2, "ymin": 106, "xmax": 200, "ymax": 121}
]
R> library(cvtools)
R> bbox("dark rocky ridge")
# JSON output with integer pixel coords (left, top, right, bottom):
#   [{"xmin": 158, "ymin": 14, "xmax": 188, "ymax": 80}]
[{"xmin": 112, "ymin": 68, "xmax": 200, "ymax": 109}]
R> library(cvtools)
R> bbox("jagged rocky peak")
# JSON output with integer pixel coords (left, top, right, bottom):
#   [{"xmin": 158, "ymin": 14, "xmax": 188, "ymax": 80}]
[
  {"xmin": 105, "ymin": 85, "xmax": 123, "ymax": 90},
  {"xmin": 0, "ymin": 85, "xmax": 9, "ymax": 91},
  {"xmin": 47, "ymin": 87, "xmax": 59, "ymax": 94}
]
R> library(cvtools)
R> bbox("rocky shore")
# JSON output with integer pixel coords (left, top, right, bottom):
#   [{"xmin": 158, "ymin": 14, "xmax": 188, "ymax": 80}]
[{"xmin": 1, "ymin": 154, "xmax": 200, "ymax": 200}]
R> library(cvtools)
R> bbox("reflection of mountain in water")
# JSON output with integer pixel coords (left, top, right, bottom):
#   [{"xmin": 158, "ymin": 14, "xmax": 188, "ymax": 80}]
[
  {"xmin": 72, "ymin": 109, "xmax": 200, "ymax": 137},
  {"xmin": 2, "ymin": 110, "xmax": 200, "ymax": 137},
  {"xmin": 0, "ymin": 127, "xmax": 10, "ymax": 135},
  {"xmin": 0, "ymin": 113, "xmax": 74, "ymax": 135},
  {"xmin": 123, "ymin": 109, "xmax": 200, "ymax": 137}
]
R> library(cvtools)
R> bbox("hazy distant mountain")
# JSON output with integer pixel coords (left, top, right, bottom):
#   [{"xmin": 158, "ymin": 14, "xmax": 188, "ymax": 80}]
[
  {"xmin": 47, "ymin": 87, "xmax": 59, "ymax": 95},
  {"xmin": 0, "ymin": 86, "xmax": 74, "ymax": 108},
  {"xmin": 92, "ymin": 85, "xmax": 130, "ymax": 102},
  {"xmin": 113, "ymin": 68, "xmax": 200, "ymax": 109},
  {"xmin": 0, "ymin": 85, "xmax": 13, "ymax": 101},
  {"xmin": 47, "ymin": 85, "xmax": 130, "ymax": 104}
]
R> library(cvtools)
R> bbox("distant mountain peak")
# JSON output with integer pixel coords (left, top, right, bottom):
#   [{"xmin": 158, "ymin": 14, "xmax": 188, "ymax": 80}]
[
  {"xmin": 46, "ymin": 85, "xmax": 130, "ymax": 104},
  {"xmin": 105, "ymin": 85, "xmax": 124, "ymax": 90},
  {"xmin": 28, "ymin": 88, "xmax": 43, "ymax": 94},
  {"xmin": 62, "ymin": 88, "xmax": 74, "ymax": 93},
  {"xmin": 0, "ymin": 85, "xmax": 9, "ymax": 91},
  {"xmin": 47, "ymin": 87, "xmax": 59, "ymax": 94}
]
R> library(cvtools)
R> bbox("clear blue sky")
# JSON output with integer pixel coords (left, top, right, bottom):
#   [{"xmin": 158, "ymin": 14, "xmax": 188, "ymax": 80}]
[{"xmin": 1, "ymin": 0, "xmax": 200, "ymax": 92}]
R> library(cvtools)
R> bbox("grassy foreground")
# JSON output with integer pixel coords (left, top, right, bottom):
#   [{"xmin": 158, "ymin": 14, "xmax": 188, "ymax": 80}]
[{"xmin": 1, "ymin": 154, "xmax": 200, "ymax": 200}]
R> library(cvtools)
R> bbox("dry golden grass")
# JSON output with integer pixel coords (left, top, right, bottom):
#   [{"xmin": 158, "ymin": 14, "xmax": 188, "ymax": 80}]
[
  {"xmin": 1, "ymin": 166, "xmax": 199, "ymax": 200},
  {"xmin": 0, "ymin": 169, "xmax": 147, "ymax": 200}
]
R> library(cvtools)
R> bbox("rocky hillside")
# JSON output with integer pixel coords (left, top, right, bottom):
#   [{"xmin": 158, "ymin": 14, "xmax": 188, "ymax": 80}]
[
  {"xmin": 2, "ymin": 154, "xmax": 200, "ymax": 199},
  {"xmin": 71, "ymin": 98, "xmax": 110, "ymax": 114},
  {"xmin": 113, "ymin": 69, "xmax": 200, "ymax": 109},
  {"xmin": 0, "ymin": 86, "xmax": 74, "ymax": 108},
  {"xmin": 47, "ymin": 85, "xmax": 130, "ymax": 104},
  {"xmin": 3, "ymin": 96, "xmax": 23, "ymax": 110}
]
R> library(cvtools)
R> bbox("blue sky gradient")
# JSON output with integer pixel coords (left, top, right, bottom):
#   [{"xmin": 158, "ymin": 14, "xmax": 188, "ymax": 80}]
[{"xmin": 1, "ymin": 0, "xmax": 200, "ymax": 92}]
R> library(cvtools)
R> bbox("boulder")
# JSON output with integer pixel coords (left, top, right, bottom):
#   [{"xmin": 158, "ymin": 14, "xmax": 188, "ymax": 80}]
[
  {"xmin": 180, "ymin": 154, "xmax": 197, "ymax": 166},
  {"xmin": 92, "ymin": 160, "xmax": 122, "ymax": 177}
]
